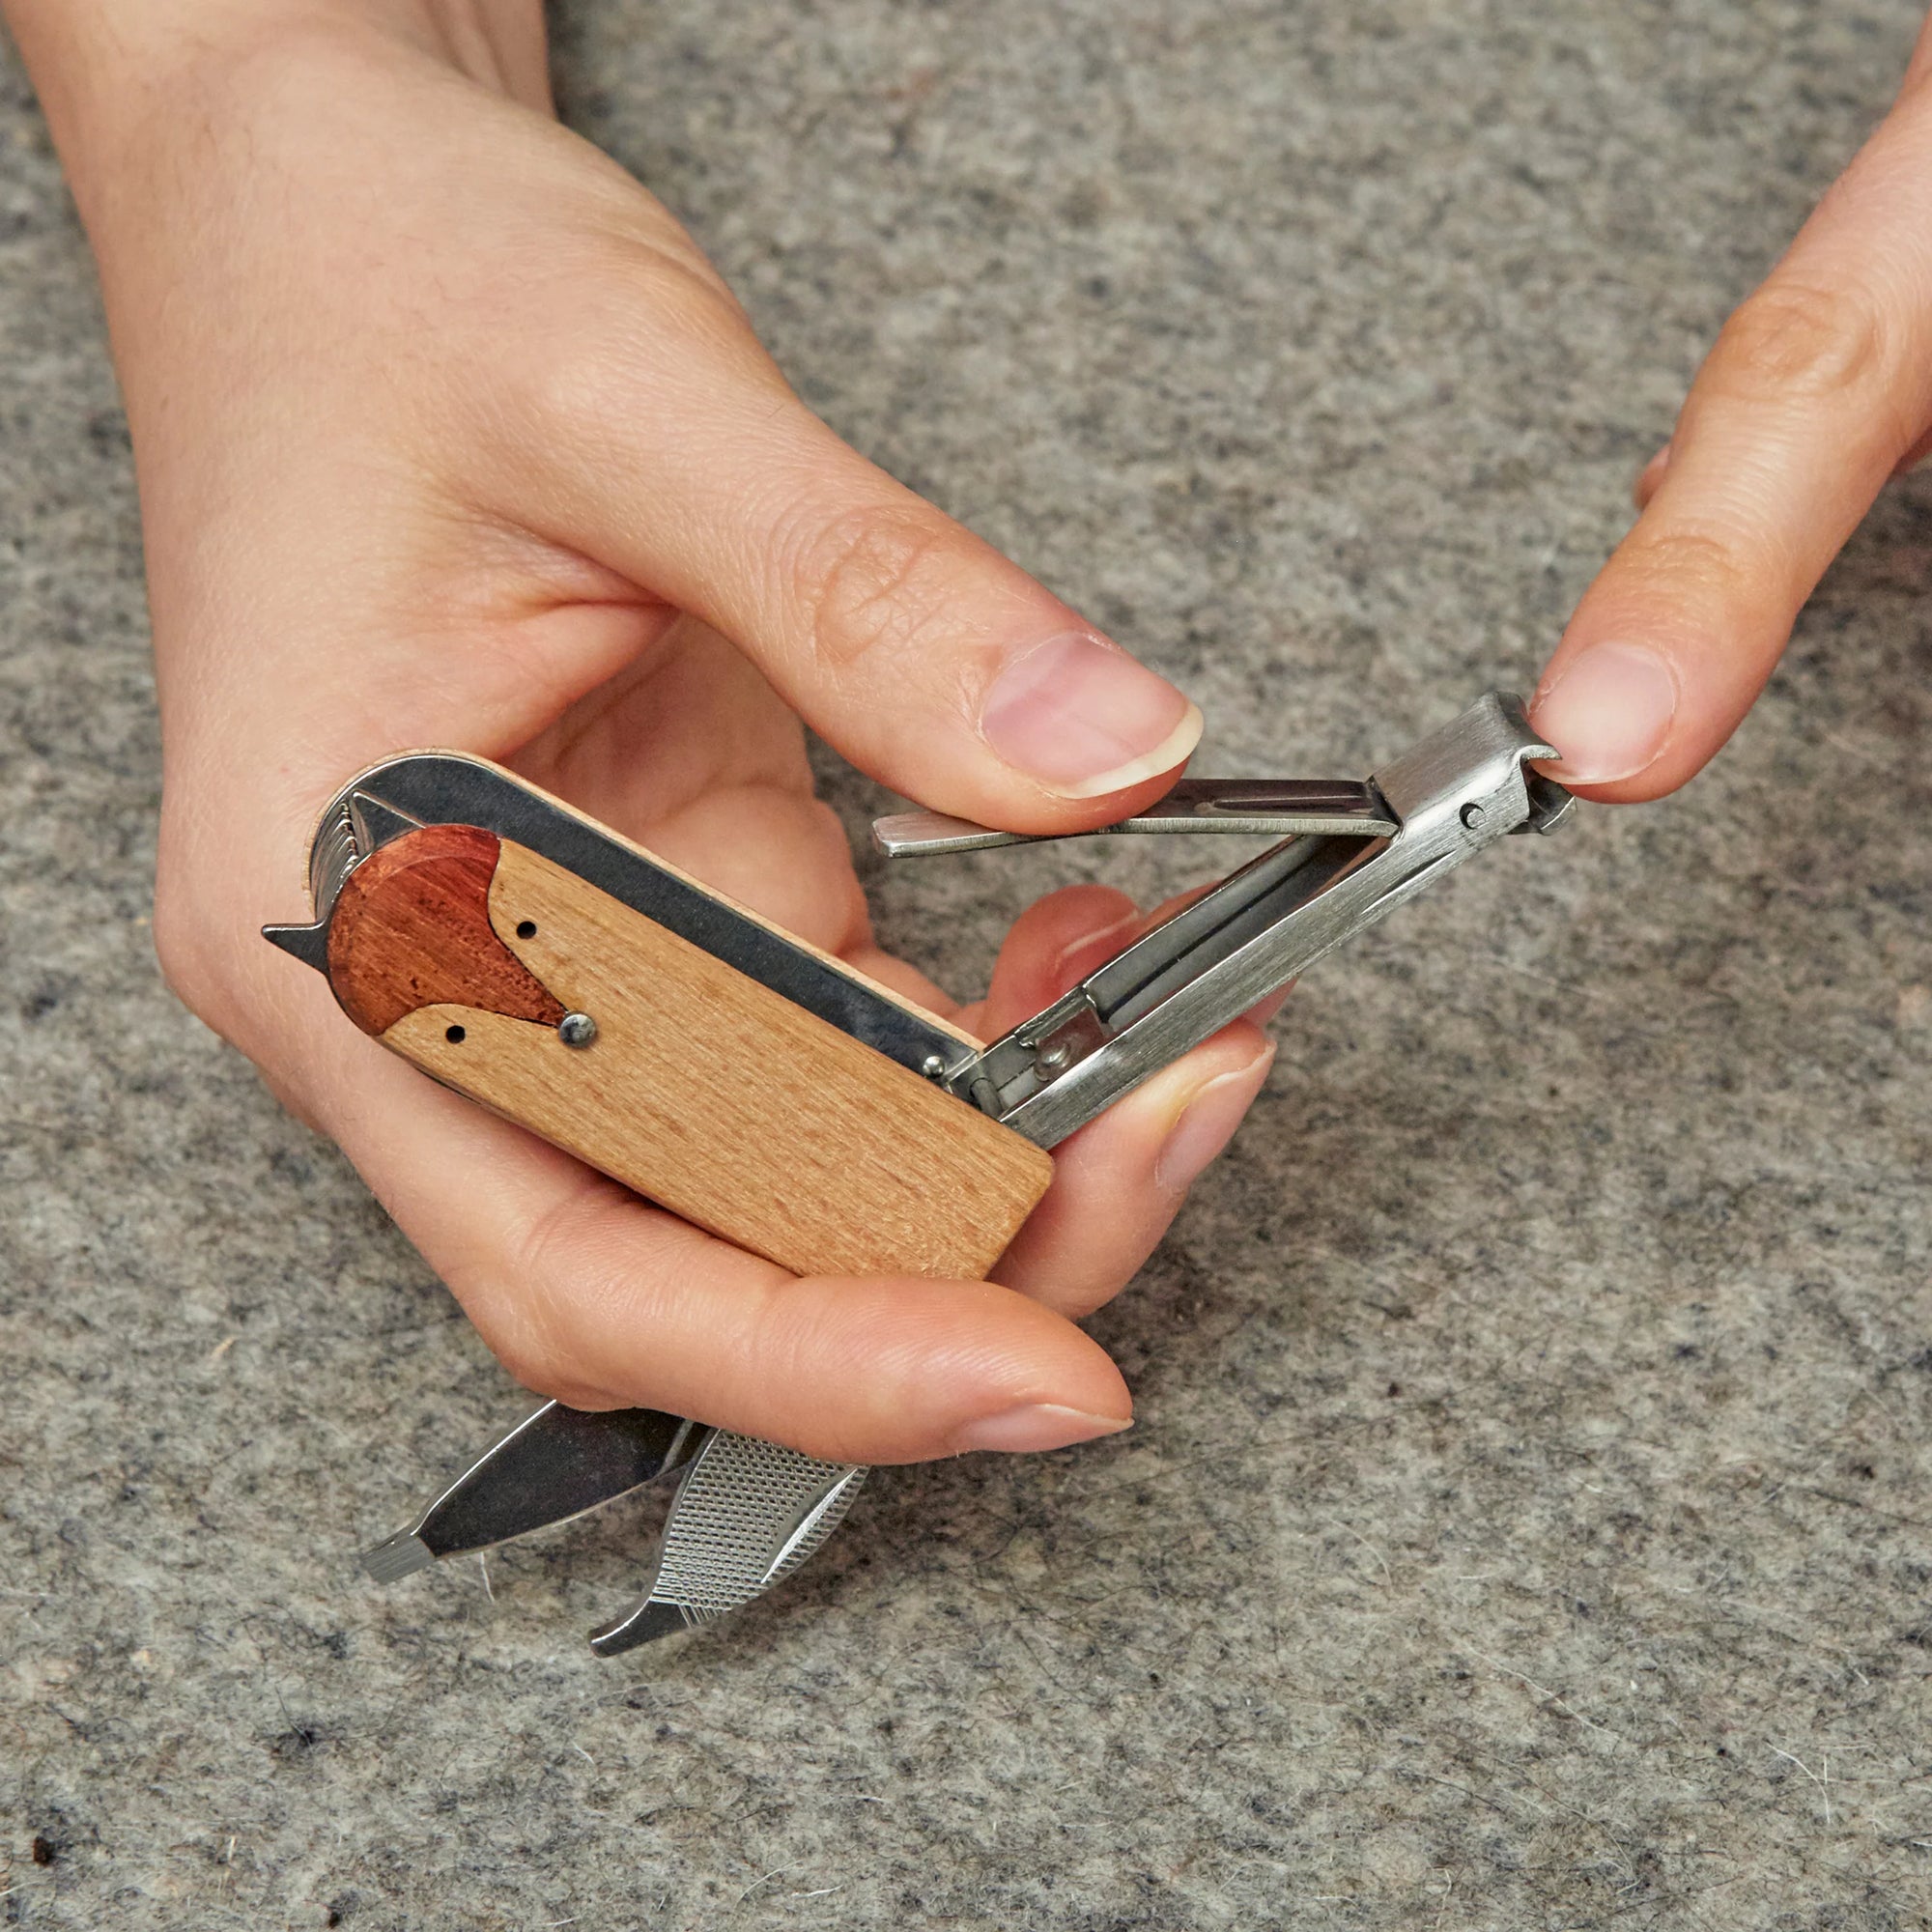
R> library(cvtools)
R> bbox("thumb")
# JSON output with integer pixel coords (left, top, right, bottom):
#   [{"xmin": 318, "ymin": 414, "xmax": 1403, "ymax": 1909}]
[{"xmin": 507, "ymin": 270, "xmax": 1201, "ymax": 829}]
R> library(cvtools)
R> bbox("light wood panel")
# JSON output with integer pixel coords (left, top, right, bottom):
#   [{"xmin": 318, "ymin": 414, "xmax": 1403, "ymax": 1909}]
[{"xmin": 367, "ymin": 837, "xmax": 1052, "ymax": 1281}]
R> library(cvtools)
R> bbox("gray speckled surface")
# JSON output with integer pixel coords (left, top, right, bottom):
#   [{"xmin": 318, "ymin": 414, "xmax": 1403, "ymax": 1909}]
[{"xmin": 6, "ymin": 2, "xmax": 1932, "ymax": 1926}]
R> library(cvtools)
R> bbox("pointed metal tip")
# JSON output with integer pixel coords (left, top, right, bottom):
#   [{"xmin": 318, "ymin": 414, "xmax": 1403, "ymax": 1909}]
[
  {"xmin": 361, "ymin": 1530, "xmax": 436, "ymax": 1584},
  {"xmin": 587, "ymin": 1595, "xmax": 696, "ymax": 1657},
  {"xmin": 262, "ymin": 921, "xmax": 331, "ymax": 974},
  {"xmin": 347, "ymin": 789, "xmax": 424, "ymax": 851}
]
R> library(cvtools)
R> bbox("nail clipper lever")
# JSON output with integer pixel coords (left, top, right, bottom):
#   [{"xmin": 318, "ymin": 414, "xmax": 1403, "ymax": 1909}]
[{"xmin": 873, "ymin": 779, "xmax": 1400, "ymax": 856}]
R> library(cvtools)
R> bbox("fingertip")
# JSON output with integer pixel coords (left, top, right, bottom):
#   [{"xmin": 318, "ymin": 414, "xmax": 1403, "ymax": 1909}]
[
  {"xmin": 1150, "ymin": 1029, "xmax": 1277, "ymax": 1193},
  {"xmin": 1535, "ymin": 753, "xmax": 1701, "ymax": 807},
  {"xmin": 1527, "ymin": 639, "xmax": 1682, "ymax": 793},
  {"xmin": 753, "ymin": 1275, "xmax": 1132, "ymax": 1463},
  {"xmin": 947, "ymin": 1403, "xmax": 1133, "ymax": 1455}
]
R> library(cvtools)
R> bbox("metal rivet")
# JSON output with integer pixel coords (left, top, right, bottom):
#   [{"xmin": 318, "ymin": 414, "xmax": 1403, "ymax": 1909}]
[
  {"xmin": 921, "ymin": 1054, "xmax": 948, "ymax": 1080},
  {"xmin": 557, "ymin": 1012, "xmax": 598, "ymax": 1048},
  {"xmin": 1035, "ymin": 1041, "xmax": 1074, "ymax": 1075},
  {"xmin": 1460, "ymin": 802, "xmax": 1487, "ymax": 830}
]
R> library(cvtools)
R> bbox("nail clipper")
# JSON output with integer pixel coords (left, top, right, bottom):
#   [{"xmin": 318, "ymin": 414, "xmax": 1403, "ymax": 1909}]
[{"xmin": 264, "ymin": 690, "xmax": 1573, "ymax": 1652}]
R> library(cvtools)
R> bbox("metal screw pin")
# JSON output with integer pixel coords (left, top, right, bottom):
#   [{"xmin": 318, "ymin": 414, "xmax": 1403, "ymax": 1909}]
[{"xmin": 557, "ymin": 1012, "xmax": 599, "ymax": 1048}]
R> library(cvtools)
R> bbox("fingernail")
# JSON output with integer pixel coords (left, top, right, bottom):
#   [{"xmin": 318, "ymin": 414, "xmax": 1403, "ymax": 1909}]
[
  {"xmin": 980, "ymin": 631, "xmax": 1203, "ymax": 798},
  {"xmin": 1530, "ymin": 641, "xmax": 1678, "ymax": 785},
  {"xmin": 949, "ymin": 1403, "xmax": 1132, "ymax": 1455},
  {"xmin": 1153, "ymin": 1042, "xmax": 1276, "ymax": 1192}
]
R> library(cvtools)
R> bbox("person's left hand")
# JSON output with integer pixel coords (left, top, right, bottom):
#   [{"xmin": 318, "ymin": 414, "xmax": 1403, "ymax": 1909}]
[{"xmin": 5, "ymin": 0, "xmax": 1276, "ymax": 1467}]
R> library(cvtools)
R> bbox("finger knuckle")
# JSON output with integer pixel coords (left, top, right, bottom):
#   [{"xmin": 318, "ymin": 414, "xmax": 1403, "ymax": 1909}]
[
  {"xmin": 789, "ymin": 503, "xmax": 976, "ymax": 676},
  {"xmin": 516, "ymin": 239, "xmax": 760, "ymax": 438},
  {"xmin": 1616, "ymin": 525, "xmax": 1755, "ymax": 601},
  {"xmin": 492, "ymin": 1329, "xmax": 610, "ymax": 1411},
  {"xmin": 1710, "ymin": 281, "xmax": 1890, "ymax": 405},
  {"xmin": 491, "ymin": 1200, "xmax": 624, "ymax": 1405},
  {"xmin": 151, "ymin": 867, "xmax": 237, "ymax": 1029}
]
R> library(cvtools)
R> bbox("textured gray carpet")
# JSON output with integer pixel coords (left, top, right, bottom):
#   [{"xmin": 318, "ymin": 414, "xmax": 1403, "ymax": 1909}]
[{"xmin": 6, "ymin": 2, "xmax": 1932, "ymax": 1925}]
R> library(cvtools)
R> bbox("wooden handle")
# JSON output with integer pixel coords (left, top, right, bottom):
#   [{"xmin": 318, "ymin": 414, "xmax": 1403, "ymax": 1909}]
[{"xmin": 325, "ymin": 825, "xmax": 1052, "ymax": 1281}]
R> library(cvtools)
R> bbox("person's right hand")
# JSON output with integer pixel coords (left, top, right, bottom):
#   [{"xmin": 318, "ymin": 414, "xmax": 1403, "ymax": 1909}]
[{"xmin": 3, "ymin": 0, "xmax": 1278, "ymax": 1463}]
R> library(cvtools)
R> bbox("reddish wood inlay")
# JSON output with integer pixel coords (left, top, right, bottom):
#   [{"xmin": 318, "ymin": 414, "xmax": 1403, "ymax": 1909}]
[{"xmin": 325, "ymin": 823, "xmax": 568, "ymax": 1037}]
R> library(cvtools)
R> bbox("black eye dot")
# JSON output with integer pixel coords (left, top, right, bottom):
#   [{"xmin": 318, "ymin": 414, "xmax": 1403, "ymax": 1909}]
[
  {"xmin": 516, "ymin": 920, "xmax": 537, "ymax": 940},
  {"xmin": 445, "ymin": 1024, "xmax": 467, "ymax": 1044}
]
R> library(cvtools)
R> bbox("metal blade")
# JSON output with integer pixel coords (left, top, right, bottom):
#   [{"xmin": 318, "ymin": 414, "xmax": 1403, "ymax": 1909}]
[{"xmin": 361, "ymin": 1402, "xmax": 704, "ymax": 1581}]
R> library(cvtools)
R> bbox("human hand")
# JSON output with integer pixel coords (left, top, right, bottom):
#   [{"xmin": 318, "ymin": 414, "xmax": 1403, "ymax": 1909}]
[
  {"xmin": 7, "ymin": 0, "xmax": 1276, "ymax": 1463},
  {"xmin": 1530, "ymin": 17, "xmax": 1932, "ymax": 800}
]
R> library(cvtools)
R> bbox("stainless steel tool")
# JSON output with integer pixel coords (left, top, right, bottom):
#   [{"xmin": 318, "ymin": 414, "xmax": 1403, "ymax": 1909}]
[{"xmin": 272, "ymin": 692, "xmax": 1574, "ymax": 1652}]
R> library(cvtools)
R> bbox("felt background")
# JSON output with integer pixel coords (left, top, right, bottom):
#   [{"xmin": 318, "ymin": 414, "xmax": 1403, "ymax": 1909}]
[{"xmin": 5, "ymin": 2, "xmax": 1932, "ymax": 1925}]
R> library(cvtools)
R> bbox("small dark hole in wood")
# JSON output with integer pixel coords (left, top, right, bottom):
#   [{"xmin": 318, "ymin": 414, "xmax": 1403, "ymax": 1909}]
[
  {"xmin": 445, "ymin": 1025, "xmax": 467, "ymax": 1044},
  {"xmin": 516, "ymin": 920, "xmax": 537, "ymax": 939}
]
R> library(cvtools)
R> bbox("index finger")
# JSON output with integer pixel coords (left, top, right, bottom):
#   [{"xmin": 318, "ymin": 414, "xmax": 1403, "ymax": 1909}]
[{"xmin": 1531, "ymin": 37, "xmax": 1932, "ymax": 801}]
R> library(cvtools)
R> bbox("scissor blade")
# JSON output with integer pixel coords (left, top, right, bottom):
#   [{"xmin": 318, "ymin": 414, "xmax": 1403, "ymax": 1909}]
[{"xmin": 362, "ymin": 1402, "xmax": 705, "ymax": 1580}]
